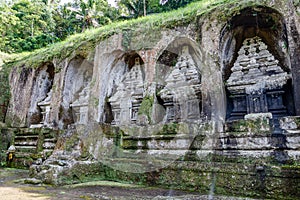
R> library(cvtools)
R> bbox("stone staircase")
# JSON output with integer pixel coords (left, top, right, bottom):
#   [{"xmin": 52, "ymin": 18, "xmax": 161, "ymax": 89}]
[{"xmin": 13, "ymin": 128, "xmax": 58, "ymax": 168}]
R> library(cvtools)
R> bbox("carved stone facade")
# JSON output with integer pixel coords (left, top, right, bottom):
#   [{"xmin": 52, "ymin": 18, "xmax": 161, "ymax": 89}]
[
  {"xmin": 60, "ymin": 58, "xmax": 93, "ymax": 127},
  {"xmin": 109, "ymin": 57, "xmax": 144, "ymax": 125},
  {"xmin": 5, "ymin": 3, "xmax": 300, "ymax": 198},
  {"xmin": 37, "ymin": 90, "xmax": 52, "ymax": 127},
  {"xmin": 158, "ymin": 46, "xmax": 202, "ymax": 123},
  {"xmin": 70, "ymin": 85, "xmax": 90, "ymax": 124},
  {"xmin": 226, "ymin": 37, "xmax": 291, "ymax": 120},
  {"xmin": 28, "ymin": 65, "xmax": 54, "ymax": 127}
]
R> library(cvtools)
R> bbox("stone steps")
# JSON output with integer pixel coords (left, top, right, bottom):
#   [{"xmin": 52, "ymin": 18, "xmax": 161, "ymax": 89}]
[{"xmin": 9, "ymin": 128, "xmax": 59, "ymax": 168}]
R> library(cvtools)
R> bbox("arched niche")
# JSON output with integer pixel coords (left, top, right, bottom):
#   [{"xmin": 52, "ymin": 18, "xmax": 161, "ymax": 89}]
[
  {"xmin": 61, "ymin": 56, "xmax": 93, "ymax": 127},
  {"xmin": 220, "ymin": 6, "xmax": 295, "ymax": 121},
  {"xmin": 107, "ymin": 52, "xmax": 145, "ymax": 125},
  {"xmin": 155, "ymin": 37, "xmax": 203, "ymax": 123},
  {"xmin": 28, "ymin": 62, "xmax": 55, "ymax": 127}
]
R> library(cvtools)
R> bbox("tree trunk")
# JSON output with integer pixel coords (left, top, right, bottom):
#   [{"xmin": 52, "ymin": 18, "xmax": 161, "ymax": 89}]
[{"xmin": 143, "ymin": 0, "xmax": 146, "ymax": 16}]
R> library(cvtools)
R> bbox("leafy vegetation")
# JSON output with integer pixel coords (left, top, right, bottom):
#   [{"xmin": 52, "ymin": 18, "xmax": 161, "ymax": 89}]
[
  {"xmin": 3, "ymin": 0, "xmax": 287, "ymax": 71},
  {"xmin": 5, "ymin": 0, "xmax": 243, "ymax": 69},
  {"xmin": 117, "ymin": 0, "xmax": 198, "ymax": 18},
  {"xmin": 138, "ymin": 95, "xmax": 154, "ymax": 123},
  {"xmin": 0, "ymin": 0, "xmax": 199, "ymax": 54},
  {"xmin": 0, "ymin": 0, "xmax": 119, "ymax": 53}
]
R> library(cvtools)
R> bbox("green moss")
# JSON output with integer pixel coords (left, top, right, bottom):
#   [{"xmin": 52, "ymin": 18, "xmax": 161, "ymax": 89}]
[
  {"xmin": 156, "ymin": 123, "xmax": 178, "ymax": 135},
  {"xmin": 138, "ymin": 95, "xmax": 154, "ymax": 123},
  {"xmin": 64, "ymin": 133, "xmax": 80, "ymax": 152},
  {"xmin": 36, "ymin": 130, "xmax": 44, "ymax": 152},
  {"xmin": 121, "ymin": 29, "xmax": 133, "ymax": 50},
  {"xmin": 293, "ymin": 117, "xmax": 300, "ymax": 128},
  {"xmin": 228, "ymin": 118, "xmax": 271, "ymax": 134},
  {"xmin": 281, "ymin": 164, "xmax": 300, "ymax": 170},
  {"xmin": 122, "ymin": 139, "xmax": 138, "ymax": 149},
  {"xmin": 91, "ymin": 97, "xmax": 99, "ymax": 107},
  {"xmin": 130, "ymin": 29, "xmax": 162, "ymax": 50}
]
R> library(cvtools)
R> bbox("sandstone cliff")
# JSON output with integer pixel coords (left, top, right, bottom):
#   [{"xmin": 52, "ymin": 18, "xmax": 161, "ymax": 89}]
[{"xmin": 1, "ymin": 0, "xmax": 300, "ymax": 199}]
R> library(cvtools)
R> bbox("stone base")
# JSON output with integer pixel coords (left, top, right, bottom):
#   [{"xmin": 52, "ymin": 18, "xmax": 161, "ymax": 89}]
[
  {"xmin": 26, "ymin": 121, "xmax": 300, "ymax": 199},
  {"xmin": 30, "ymin": 155, "xmax": 300, "ymax": 199}
]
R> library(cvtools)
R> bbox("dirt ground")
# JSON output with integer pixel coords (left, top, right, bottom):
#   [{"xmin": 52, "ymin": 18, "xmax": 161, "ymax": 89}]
[{"xmin": 0, "ymin": 168, "xmax": 255, "ymax": 200}]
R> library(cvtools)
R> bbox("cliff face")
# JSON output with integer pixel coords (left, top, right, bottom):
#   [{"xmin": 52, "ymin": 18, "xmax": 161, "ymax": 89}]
[{"xmin": 2, "ymin": 0, "xmax": 300, "ymax": 198}]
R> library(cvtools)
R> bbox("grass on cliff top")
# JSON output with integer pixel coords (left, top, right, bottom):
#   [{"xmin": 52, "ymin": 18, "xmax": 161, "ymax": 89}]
[
  {"xmin": 0, "ymin": 51, "xmax": 12, "ymax": 66},
  {"xmin": 7, "ymin": 0, "xmax": 262, "ymax": 69}
]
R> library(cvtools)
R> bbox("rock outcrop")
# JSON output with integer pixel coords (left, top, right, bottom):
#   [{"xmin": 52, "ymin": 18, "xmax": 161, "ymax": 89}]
[{"xmin": 1, "ymin": 1, "xmax": 300, "ymax": 199}]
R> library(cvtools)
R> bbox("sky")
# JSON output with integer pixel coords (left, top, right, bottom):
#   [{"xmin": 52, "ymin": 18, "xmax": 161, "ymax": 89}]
[{"xmin": 60, "ymin": 0, "xmax": 117, "ymax": 7}]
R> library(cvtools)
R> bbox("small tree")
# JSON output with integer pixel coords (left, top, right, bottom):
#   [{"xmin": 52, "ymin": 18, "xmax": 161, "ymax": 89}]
[{"xmin": 118, "ymin": 0, "xmax": 148, "ymax": 18}]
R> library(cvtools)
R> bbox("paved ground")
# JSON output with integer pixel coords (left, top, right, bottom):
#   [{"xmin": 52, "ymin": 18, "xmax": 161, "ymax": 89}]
[{"xmin": 0, "ymin": 168, "xmax": 256, "ymax": 200}]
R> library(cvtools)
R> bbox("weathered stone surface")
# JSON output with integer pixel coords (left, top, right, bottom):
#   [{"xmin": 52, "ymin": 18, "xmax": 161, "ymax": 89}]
[
  {"xmin": 6, "ymin": 67, "xmax": 35, "ymax": 127},
  {"xmin": 109, "ymin": 57, "xmax": 145, "ymax": 125},
  {"xmin": 28, "ymin": 64, "xmax": 54, "ymax": 127},
  {"xmin": 158, "ymin": 45, "xmax": 202, "ymax": 123},
  {"xmin": 3, "ymin": 1, "xmax": 300, "ymax": 199},
  {"xmin": 226, "ymin": 37, "xmax": 291, "ymax": 120},
  {"xmin": 24, "ymin": 178, "xmax": 42, "ymax": 185}
]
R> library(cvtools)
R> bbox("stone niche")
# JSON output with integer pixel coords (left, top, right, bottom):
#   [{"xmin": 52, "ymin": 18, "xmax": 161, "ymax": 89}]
[
  {"xmin": 220, "ymin": 6, "xmax": 295, "ymax": 122},
  {"xmin": 61, "ymin": 56, "xmax": 93, "ymax": 127},
  {"xmin": 157, "ymin": 45, "xmax": 202, "ymax": 123},
  {"xmin": 108, "ymin": 53, "xmax": 145, "ymax": 125},
  {"xmin": 226, "ymin": 36, "xmax": 292, "ymax": 121},
  {"xmin": 28, "ymin": 63, "xmax": 55, "ymax": 127},
  {"xmin": 70, "ymin": 85, "xmax": 89, "ymax": 125}
]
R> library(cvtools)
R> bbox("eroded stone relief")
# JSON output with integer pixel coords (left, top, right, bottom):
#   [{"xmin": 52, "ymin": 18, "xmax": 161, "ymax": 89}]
[
  {"xmin": 158, "ymin": 45, "xmax": 202, "ymax": 123},
  {"xmin": 226, "ymin": 36, "xmax": 291, "ymax": 120},
  {"xmin": 37, "ymin": 90, "xmax": 52, "ymax": 127},
  {"xmin": 70, "ymin": 85, "xmax": 90, "ymax": 124},
  {"xmin": 109, "ymin": 57, "xmax": 144, "ymax": 125},
  {"xmin": 28, "ymin": 65, "xmax": 54, "ymax": 127},
  {"xmin": 61, "ymin": 58, "xmax": 93, "ymax": 127}
]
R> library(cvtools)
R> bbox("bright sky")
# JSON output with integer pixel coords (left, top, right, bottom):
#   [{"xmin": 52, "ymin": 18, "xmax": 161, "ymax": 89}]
[{"xmin": 60, "ymin": 0, "xmax": 117, "ymax": 7}]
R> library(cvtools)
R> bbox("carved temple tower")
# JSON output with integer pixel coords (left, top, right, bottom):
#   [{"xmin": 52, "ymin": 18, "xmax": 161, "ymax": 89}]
[
  {"xmin": 226, "ymin": 37, "xmax": 291, "ymax": 121},
  {"xmin": 159, "ymin": 45, "xmax": 202, "ymax": 123},
  {"xmin": 109, "ymin": 57, "xmax": 144, "ymax": 125}
]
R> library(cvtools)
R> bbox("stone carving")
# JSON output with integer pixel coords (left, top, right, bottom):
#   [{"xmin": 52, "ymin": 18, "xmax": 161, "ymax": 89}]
[
  {"xmin": 28, "ymin": 68, "xmax": 53, "ymax": 126},
  {"xmin": 37, "ymin": 89, "xmax": 52, "ymax": 127},
  {"xmin": 70, "ymin": 85, "xmax": 90, "ymax": 124},
  {"xmin": 109, "ymin": 57, "xmax": 144, "ymax": 125},
  {"xmin": 226, "ymin": 36, "xmax": 291, "ymax": 120},
  {"xmin": 60, "ymin": 58, "xmax": 93, "ymax": 128},
  {"xmin": 158, "ymin": 45, "xmax": 202, "ymax": 122}
]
